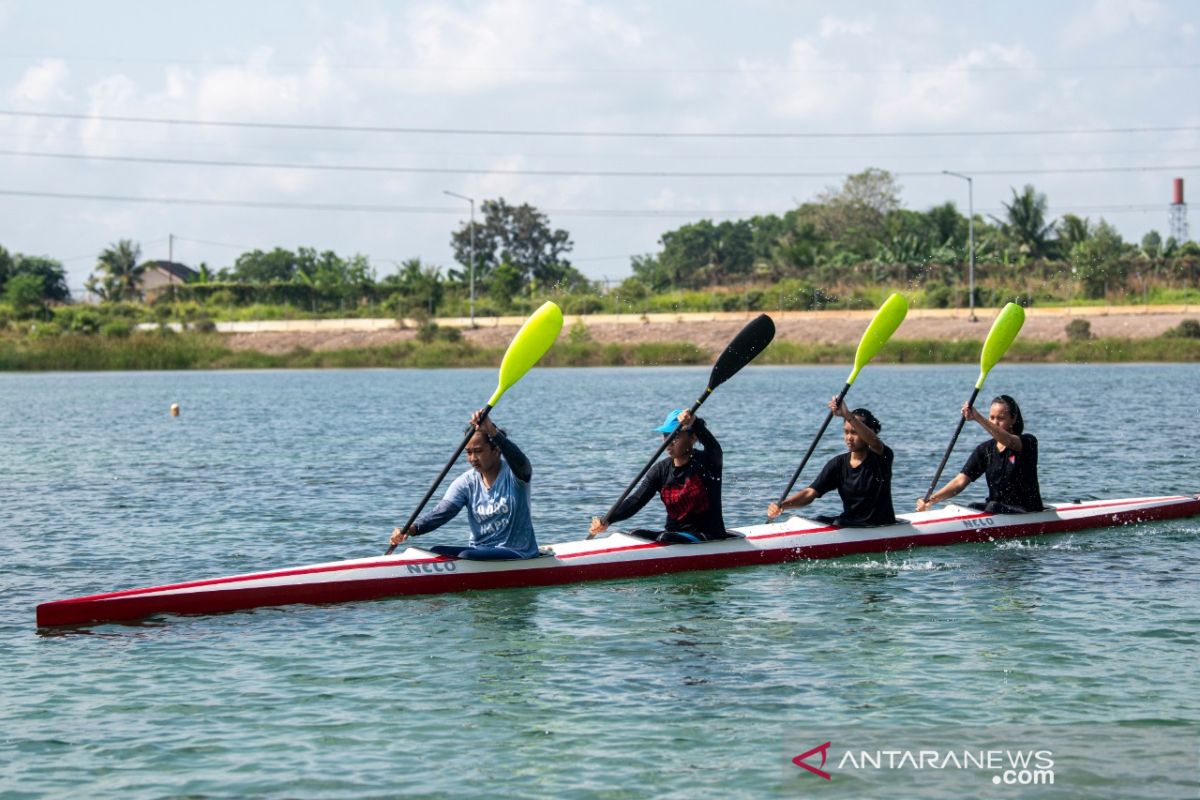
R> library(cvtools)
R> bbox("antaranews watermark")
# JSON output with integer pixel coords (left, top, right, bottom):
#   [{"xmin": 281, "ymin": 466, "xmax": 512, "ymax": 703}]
[{"xmin": 785, "ymin": 724, "xmax": 1197, "ymax": 798}]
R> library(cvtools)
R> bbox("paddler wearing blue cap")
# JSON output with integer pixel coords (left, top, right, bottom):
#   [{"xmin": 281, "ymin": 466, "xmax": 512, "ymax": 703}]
[{"xmin": 589, "ymin": 408, "xmax": 731, "ymax": 543}]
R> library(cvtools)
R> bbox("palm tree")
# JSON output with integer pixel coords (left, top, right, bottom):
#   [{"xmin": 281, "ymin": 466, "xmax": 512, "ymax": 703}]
[
  {"xmin": 89, "ymin": 240, "xmax": 144, "ymax": 301},
  {"xmin": 996, "ymin": 185, "xmax": 1056, "ymax": 260},
  {"xmin": 1057, "ymin": 214, "xmax": 1092, "ymax": 252}
]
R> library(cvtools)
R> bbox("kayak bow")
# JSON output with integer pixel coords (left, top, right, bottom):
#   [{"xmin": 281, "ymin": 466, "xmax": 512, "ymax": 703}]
[{"xmin": 36, "ymin": 494, "xmax": 1200, "ymax": 628}]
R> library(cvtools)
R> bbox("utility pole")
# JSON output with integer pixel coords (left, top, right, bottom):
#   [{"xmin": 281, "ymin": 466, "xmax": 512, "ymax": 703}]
[
  {"xmin": 444, "ymin": 191, "xmax": 476, "ymax": 324},
  {"xmin": 943, "ymin": 171, "xmax": 976, "ymax": 321}
]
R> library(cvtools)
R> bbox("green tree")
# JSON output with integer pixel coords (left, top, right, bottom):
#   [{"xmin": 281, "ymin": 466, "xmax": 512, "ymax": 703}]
[
  {"xmin": 232, "ymin": 247, "xmax": 299, "ymax": 283},
  {"xmin": 381, "ymin": 258, "xmax": 443, "ymax": 314},
  {"xmin": 488, "ymin": 260, "xmax": 525, "ymax": 309},
  {"xmin": 629, "ymin": 253, "xmax": 672, "ymax": 291},
  {"xmin": 1172, "ymin": 240, "xmax": 1200, "ymax": 285},
  {"xmin": 191, "ymin": 263, "xmax": 214, "ymax": 284},
  {"xmin": 814, "ymin": 168, "xmax": 902, "ymax": 259},
  {"xmin": 1058, "ymin": 214, "xmax": 1092, "ymax": 253},
  {"xmin": 0, "ymin": 245, "xmax": 12, "ymax": 294},
  {"xmin": 1071, "ymin": 219, "xmax": 1126, "ymax": 298},
  {"xmin": 1140, "ymin": 230, "xmax": 1163, "ymax": 259},
  {"xmin": 12, "ymin": 255, "xmax": 70, "ymax": 303},
  {"xmin": 87, "ymin": 239, "xmax": 144, "ymax": 301},
  {"xmin": 641, "ymin": 218, "xmax": 756, "ymax": 289},
  {"xmin": 3, "ymin": 273, "xmax": 47, "ymax": 318},
  {"xmin": 450, "ymin": 199, "xmax": 579, "ymax": 293},
  {"xmin": 995, "ymin": 185, "xmax": 1056, "ymax": 260},
  {"xmin": 923, "ymin": 201, "xmax": 966, "ymax": 250}
]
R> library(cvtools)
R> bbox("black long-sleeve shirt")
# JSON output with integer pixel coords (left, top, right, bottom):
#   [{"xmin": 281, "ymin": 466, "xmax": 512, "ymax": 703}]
[{"xmin": 607, "ymin": 418, "xmax": 726, "ymax": 536}]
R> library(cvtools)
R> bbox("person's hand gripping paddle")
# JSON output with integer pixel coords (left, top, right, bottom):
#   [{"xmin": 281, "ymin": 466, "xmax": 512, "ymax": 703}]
[{"xmin": 385, "ymin": 302, "xmax": 564, "ymax": 555}]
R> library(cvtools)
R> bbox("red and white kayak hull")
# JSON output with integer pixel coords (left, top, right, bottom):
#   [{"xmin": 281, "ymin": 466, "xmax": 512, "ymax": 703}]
[{"xmin": 35, "ymin": 494, "xmax": 1200, "ymax": 628}]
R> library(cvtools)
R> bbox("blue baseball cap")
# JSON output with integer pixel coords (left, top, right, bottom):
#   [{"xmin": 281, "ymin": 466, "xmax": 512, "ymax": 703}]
[{"xmin": 655, "ymin": 408, "xmax": 686, "ymax": 434}]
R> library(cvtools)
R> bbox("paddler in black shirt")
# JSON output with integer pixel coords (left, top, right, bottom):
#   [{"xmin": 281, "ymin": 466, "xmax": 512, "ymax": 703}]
[
  {"xmin": 917, "ymin": 394, "xmax": 1043, "ymax": 514},
  {"xmin": 767, "ymin": 397, "xmax": 896, "ymax": 527},
  {"xmin": 589, "ymin": 408, "xmax": 730, "ymax": 543}
]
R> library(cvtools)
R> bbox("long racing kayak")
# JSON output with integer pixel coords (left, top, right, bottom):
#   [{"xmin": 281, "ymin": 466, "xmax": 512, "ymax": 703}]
[{"xmin": 36, "ymin": 494, "xmax": 1200, "ymax": 628}]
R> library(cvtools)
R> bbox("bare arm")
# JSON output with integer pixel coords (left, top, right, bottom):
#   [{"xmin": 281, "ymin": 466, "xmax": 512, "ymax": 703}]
[
  {"xmin": 767, "ymin": 487, "xmax": 818, "ymax": 519},
  {"xmin": 916, "ymin": 473, "xmax": 971, "ymax": 512},
  {"xmin": 965, "ymin": 404, "xmax": 1022, "ymax": 452},
  {"xmin": 833, "ymin": 397, "xmax": 885, "ymax": 455}
]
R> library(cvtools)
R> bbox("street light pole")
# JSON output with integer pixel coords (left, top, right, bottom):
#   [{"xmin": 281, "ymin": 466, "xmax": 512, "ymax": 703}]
[
  {"xmin": 943, "ymin": 171, "xmax": 976, "ymax": 322},
  {"xmin": 444, "ymin": 190, "xmax": 476, "ymax": 324}
]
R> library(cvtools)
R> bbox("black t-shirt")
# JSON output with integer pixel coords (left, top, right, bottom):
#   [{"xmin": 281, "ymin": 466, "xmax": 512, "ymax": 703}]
[
  {"xmin": 961, "ymin": 433, "xmax": 1044, "ymax": 512},
  {"xmin": 809, "ymin": 445, "xmax": 896, "ymax": 527},
  {"xmin": 608, "ymin": 419, "xmax": 725, "ymax": 536}
]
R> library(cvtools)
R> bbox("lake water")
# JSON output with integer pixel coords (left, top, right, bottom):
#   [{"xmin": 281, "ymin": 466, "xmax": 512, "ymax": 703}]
[{"xmin": 2, "ymin": 365, "xmax": 1198, "ymax": 798}]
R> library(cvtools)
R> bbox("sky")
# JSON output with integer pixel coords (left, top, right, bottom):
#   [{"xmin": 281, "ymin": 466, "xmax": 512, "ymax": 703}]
[{"xmin": 1, "ymin": 0, "xmax": 1197, "ymax": 294}]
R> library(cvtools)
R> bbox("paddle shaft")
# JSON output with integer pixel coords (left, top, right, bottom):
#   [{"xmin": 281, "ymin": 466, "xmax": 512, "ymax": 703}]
[
  {"xmin": 922, "ymin": 387, "xmax": 980, "ymax": 504},
  {"xmin": 385, "ymin": 405, "xmax": 492, "ymax": 555},
  {"xmin": 775, "ymin": 383, "xmax": 851, "ymax": 505},
  {"xmin": 599, "ymin": 390, "xmax": 711, "ymax": 528}
]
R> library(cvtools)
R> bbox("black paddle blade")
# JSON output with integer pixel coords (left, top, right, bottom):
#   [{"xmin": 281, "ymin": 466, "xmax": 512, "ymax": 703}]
[{"xmin": 709, "ymin": 314, "xmax": 775, "ymax": 389}]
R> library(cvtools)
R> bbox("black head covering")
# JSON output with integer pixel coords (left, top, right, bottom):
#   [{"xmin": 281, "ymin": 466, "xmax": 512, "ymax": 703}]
[
  {"xmin": 991, "ymin": 395, "xmax": 1024, "ymax": 435},
  {"xmin": 851, "ymin": 408, "xmax": 882, "ymax": 434}
]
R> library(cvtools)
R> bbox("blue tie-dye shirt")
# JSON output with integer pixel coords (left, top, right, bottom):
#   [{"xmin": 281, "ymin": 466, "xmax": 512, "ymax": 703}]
[{"xmin": 412, "ymin": 433, "xmax": 537, "ymax": 557}]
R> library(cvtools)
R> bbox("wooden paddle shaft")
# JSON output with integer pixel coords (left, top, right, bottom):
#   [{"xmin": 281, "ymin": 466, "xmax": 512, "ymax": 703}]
[
  {"xmin": 385, "ymin": 405, "xmax": 492, "ymax": 555},
  {"xmin": 922, "ymin": 387, "xmax": 981, "ymax": 504}
]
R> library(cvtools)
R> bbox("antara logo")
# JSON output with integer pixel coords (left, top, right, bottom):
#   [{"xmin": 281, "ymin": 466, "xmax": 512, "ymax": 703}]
[{"xmin": 792, "ymin": 741, "xmax": 832, "ymax": 780}]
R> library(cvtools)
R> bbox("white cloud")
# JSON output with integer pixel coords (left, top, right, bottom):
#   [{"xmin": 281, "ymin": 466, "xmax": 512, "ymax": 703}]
[
  {"xmin": 818, "ymin": 14, "xmax": 874, "ymax": 39},
  {"xmin": 738, "ymin": 39, "xmax": 860, "ymax": 120},
  {"xmin": 390, "ymin": 0, "xmax": 646, "ymax": 94},
  {"xmin": 1061, "ymin": 0, "xmax": 1167, "ymax": 49},
  {"xmin": 872, "ymin": 43, "xmax": 1038, "ymax": 127},
  {"xmin": 10, "ymin": 59, "xmax": 71, "ymax": 105}
]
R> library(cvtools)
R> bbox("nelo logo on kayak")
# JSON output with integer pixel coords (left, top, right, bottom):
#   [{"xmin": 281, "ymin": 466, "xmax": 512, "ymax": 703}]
[
  {"xmin": 407, "ymin": 561, "xmax": 458, "ymax": 575},
  {"xmin": 961, "ymin": 517, "xmax": 996, "ymax": 530}
]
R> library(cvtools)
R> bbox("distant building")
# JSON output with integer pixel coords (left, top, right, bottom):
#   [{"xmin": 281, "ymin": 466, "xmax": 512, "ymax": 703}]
[{"xmin": 138, "ymin": 260, "xmax": 197, "ymax": 299}]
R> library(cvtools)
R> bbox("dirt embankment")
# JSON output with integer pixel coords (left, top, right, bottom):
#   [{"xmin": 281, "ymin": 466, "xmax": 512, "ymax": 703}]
[{"xmin": 223, "ymin": 308, "xmax": 1198, "ymax": 355}]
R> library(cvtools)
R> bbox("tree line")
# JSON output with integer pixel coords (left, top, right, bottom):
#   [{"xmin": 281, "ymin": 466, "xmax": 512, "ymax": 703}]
[{"xmin": 3, "ymin": 170, "xmax": 1199, "ymax": 322}]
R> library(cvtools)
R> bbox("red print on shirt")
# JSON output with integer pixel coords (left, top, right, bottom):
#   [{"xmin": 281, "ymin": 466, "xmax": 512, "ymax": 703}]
[{"xmin": 660, "ymin": 474, "xmax": 710, "ymax": 520}]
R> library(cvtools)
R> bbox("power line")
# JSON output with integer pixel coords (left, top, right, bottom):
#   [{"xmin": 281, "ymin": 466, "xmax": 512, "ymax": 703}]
[
  {"xmin": 2, "ymin": 148, "xmax": 1196, "ymax": 179},
  {"xmin": 6, "ymin": 130, "xmax": 1200, "ymax": 162},
  {"xmin": 4, "ymin": 51, "xmax": 1198, "ymax": 75},
  {"xmin": 0, "ymin": 188, "xmax": 1175, "ymax": 219},
  {"xmin": 3, "ymin": 109, "xmax": 1199, "ymax": 139},
  {"xmin": 172, "ymin": 235, "xmax": 260, "ymax": 251}
]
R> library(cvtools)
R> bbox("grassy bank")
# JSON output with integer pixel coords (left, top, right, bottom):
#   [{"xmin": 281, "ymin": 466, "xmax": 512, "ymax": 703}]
[{"xmin": 3, "ymin": 331, "xmax": 1200, "ymax": 371}]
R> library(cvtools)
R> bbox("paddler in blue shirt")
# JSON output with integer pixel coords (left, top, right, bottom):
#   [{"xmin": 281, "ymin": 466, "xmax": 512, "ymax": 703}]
[
  {"xmin": 766, "ymin": 398, "xmax": 896, "ymax": 527},
  {"xmin": 917, "ymin": 394, "xmax": 1043, "ymax": 514},
  {"xmin": 389, "ymin": 409, "xmax": 539, "ymax": 559}
]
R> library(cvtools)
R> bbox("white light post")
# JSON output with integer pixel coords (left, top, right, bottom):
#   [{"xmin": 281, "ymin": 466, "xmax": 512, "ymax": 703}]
[
  {"xmin": 943, "ymin": 171, "xmax": 976, "ymax": 322},
  {"xmin": 444, "ymin": 190, "xmax": 476, "ymax": 324}
]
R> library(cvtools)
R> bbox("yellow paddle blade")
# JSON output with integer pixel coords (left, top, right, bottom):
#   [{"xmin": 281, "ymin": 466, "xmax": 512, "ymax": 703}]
[
  {"xmin": 488, "ymin": 301, "xmax": 565, "ymax": 407},
  {"xmin": 975, "ymin": 302, "xmax": 1025, "ymax": 389},
  {"xmin": 846, "ymin": 293, "xmax": 909, "ymax": 385}
]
